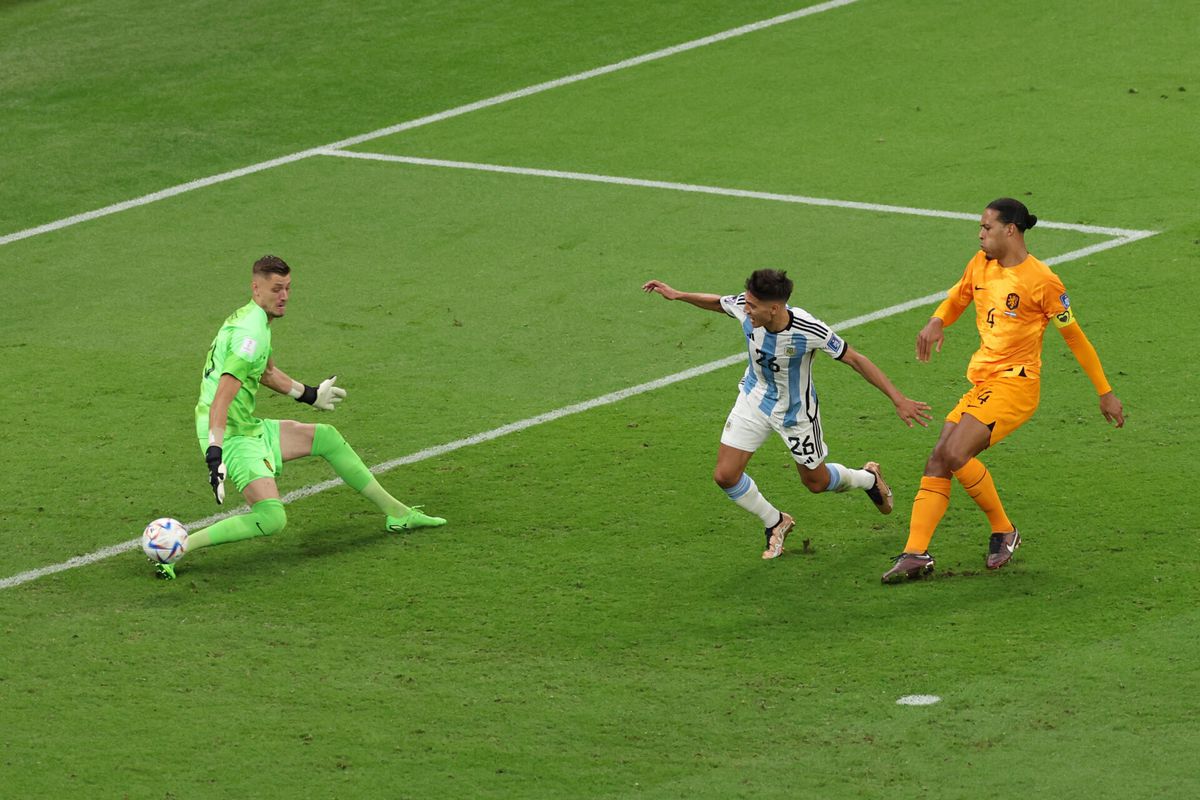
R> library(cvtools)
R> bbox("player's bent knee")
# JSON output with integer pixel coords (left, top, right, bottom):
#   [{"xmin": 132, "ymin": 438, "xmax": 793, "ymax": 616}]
[
  {"xmin": 315, "ymin": 422, "xmax": 342, "ymax": 441},
  {"xmin": 251, "ymin": 499, "xmax": 287, "ymax": 537},
  {"xmin": 939, "ymin": 444, "xmax": 973, "ymax": 473},
  {"xmin": 945, "ymin": 453, "xmax": 972, "ymax": 473},
  {"xmin": 925, "ymin": 450, "xmax": 953, "ymax": 477},
  {"xmin": 312, "ymin": 423, "xmax": 345, "ymax": 455},
  {"xmin": 800, "ymin": 469, "xmax": 828, "ymax": 493},
  {"xmin": 713, "ymin": 469, "xmax": 741, "ymax": 489}
]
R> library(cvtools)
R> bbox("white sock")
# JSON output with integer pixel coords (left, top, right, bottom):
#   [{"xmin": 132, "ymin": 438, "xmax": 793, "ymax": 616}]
[
  {"xmin": 722, "ymin": 474, "xmax": 780, "ymax": 527},
  {"xmin": 825, "ymin": 463, "xmax": 875, "ymax": 492}
]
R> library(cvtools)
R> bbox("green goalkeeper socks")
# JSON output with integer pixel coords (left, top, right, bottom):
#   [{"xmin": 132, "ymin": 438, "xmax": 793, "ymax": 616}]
[
  {"xmin": 359, "ymin": 479, "xmax": 411, "ymax": 518},
  {"xmin": 188, "ymin": 499, "xmax": 287, "ymax": 551},
  {"xmin": 312, "ymin": 424, "xmax": 372, "ymax": 491},
  {"xmin": 312, "ymin": 424, "xmax": 410, "ymax": 517}
]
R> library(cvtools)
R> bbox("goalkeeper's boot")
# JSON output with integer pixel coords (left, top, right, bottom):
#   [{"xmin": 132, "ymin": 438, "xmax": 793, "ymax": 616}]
[
  {"xmin": 154, "ymin": 563, "xmax": 177, "ymax": 580},
  {"xmin": 385, "ymin": 507, "xmax": 447, "ymax": 532},
  {"xmin": 986, "ymin": 528, "xmax": 1021, "ymax": 570},
  {"xmin": 761, "ymin": 512, "xmax": 794, "ymax": 560},
  {"xmin": 881, "ymin": 552, "xmax": 935, "ymax": 583},
  {"xmin": 863, "ymin": 461, "xmax": 894, "ymax": 515}
]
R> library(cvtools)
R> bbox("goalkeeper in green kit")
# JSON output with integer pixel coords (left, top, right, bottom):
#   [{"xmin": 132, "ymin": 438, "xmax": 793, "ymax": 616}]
[{"xmin": 158, "ymin": 254, "xmax": 445, "ymax": 579}]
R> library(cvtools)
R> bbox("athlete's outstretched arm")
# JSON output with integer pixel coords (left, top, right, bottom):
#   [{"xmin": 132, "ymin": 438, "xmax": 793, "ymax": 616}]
[
  {"xmin": 1056, "ymin": 319, "xmax": 1125, "ymax": 428},
  {"xmin": 263, "ymin": 358, "xmax": 346, "ymax": 411},
  {"xmin": 839, "ymin": 345, "xmax": 932, "ymax": 428},
  {"xmin": 642, "ymin": 280, "xmax": 724, "ymax": 312}
]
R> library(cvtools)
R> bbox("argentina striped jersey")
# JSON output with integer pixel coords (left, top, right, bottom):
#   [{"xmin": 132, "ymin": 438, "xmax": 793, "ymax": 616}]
[{"xmin": 719, "ymin": 293, "xmax": 848, "ymax": 425}]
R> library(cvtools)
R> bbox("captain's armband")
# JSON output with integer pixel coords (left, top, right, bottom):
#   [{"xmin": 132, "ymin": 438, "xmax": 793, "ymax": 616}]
[{"xmin": 1051, "ymin": 307, "xmax": 1076, "ymax": 328}]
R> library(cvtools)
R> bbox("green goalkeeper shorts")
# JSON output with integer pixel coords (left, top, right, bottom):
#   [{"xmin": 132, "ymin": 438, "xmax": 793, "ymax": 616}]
[{"xmin": 218, "ymin": 419, "xmax": 284, "ymax": 493}]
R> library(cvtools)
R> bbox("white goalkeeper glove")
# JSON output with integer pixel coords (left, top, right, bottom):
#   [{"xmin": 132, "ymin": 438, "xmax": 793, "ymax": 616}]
[
  {"xmin": 290, "ymin": 375, "xmax": 347, "ymax": 411},
  {"xmin": 315, "ymin": 375, "xmax": 347, "ymax": 411}
]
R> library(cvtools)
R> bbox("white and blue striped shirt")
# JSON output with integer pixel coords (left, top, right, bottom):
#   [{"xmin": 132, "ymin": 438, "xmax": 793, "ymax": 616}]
[{"xmin": 720, "ymin": 294, "xmax": 847, "ymax": 425}]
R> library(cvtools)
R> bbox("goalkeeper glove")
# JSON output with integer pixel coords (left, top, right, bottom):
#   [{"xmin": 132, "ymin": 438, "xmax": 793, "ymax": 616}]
[
  {"xmin": 205, "ymin": 445, "xmax": 227, "ymax": 505},
  {"xmin": 293, "ymin": 375, "xmax": 347, "ymax": 411}
]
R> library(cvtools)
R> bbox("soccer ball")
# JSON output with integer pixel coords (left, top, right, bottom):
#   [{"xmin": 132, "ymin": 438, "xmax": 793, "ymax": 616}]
[{"xmin": 142, "ymin": 518, "xmax": 188, "ymax": 564}]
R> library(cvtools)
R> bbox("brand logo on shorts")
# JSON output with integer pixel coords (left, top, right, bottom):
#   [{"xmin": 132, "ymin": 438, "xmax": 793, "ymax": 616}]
[{"xmin": 1005, "ymin": 293, "xmax": 1020, "ymax": 311}]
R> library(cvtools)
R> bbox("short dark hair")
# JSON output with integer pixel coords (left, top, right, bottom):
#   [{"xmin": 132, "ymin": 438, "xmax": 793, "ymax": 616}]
[
  {"xmin": 986, "ymin": 198, "xmax": 1038, "ymax": 232},
  {"xmin": 252, "ymin": 254, "xmax": 291, "ymax": 277},
  {"xmin": 745, "ymin": 269, "xmax": 793, "ymax": 302}
]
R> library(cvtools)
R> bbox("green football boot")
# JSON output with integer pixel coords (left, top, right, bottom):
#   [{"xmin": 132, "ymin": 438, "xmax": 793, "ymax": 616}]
[
  {"xmin": 385, "ymin": 506, "xmax": 447, "ymax": 532},
  {"xmin": 155, "ymin": 563, "xmax": 177, "ymax": 580}
]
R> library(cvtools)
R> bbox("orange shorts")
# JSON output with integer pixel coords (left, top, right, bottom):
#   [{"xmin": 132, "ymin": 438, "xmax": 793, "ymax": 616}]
[{"xmin": 946, "ymin": 372, "xmax": 1040, "ymax": 445}]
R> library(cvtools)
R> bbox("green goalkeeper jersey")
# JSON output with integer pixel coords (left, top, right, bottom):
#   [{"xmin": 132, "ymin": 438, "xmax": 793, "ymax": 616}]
[{"xmin": 195, "ymin": 301, "xmax": 273, "ymax": 447}]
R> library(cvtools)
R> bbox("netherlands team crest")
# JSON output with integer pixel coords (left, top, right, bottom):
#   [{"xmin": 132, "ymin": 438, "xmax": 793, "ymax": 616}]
[{"xmin": 1005, "ymin": 293, "xmax": 1020, "ymax": 311}]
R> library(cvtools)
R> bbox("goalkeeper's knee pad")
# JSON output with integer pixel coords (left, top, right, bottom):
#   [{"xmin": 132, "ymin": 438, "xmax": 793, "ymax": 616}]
[{"xmin": 251, "ymin": 499, "xmax": 287, "ymax": 537}]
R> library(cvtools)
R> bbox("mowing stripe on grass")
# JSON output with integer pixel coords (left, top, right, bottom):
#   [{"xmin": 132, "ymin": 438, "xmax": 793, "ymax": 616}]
[
  {"xmin": 0, "ymin": 242, "xmax": 1143, "ymax": 592},
  {"xmin": 0, "ymin": 1, "xmax": 860, "ymax": 249},
  {"xmin": 318, "ymin": 150, "xmax": 1160, "ymax": 240}
]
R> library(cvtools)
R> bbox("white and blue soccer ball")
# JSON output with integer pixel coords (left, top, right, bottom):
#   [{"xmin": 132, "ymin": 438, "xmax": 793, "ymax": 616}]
[{"xmin": 142, "ymin": 518, "xmax": 188, "ymax": 564}]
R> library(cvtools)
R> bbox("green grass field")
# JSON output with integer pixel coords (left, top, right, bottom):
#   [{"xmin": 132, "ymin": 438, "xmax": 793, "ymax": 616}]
[{"xmin": 2, "ymin": 1, "xmax": 1198, "ymax": 797}]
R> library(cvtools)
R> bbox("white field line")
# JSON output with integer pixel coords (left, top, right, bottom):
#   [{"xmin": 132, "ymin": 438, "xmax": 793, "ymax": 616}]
[
  {"xmin": 319, "ymin": 150, "xmax": 1160, "ymax": 240},
  {"xmin": 0, "ymin": 232, "xmax": 1147, "ymax": 592},
  {"xmin": 0, "ymin": 0, "xmax": 860, "ymax": 249}
]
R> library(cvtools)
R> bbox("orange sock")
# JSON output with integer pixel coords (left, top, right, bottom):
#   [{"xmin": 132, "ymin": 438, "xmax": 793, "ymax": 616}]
[
  {"xmin": 905, "ymin": 476, "xmax": 951, "ymax": 553},
  {"xmin": 953, "ymin": 458, "xmax": 1013, "ymax": 534}
]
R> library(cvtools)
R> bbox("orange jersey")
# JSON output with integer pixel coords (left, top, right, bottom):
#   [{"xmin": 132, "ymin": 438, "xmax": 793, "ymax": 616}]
[{"xmin": 936, "ymin": 251, "xmax": 1071, "ymax": 383}]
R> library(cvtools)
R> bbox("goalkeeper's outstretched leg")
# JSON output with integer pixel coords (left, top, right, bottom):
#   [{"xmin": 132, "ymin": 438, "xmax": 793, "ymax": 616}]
[{"xmin": 290, "ymin": 421, "xmax": 446, "ymax": 530}]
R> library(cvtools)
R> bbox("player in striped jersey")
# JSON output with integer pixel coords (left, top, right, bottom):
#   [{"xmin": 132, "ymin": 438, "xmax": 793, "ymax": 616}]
[{"xmin": 643, "ymin": 269, "xmax": 931, "ymax": 559}]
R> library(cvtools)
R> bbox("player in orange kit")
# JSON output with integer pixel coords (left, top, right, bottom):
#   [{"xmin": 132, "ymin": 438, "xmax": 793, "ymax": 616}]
[{"xmin": 882, "ymin": 198, "xmax": 1125, "ymax": 583}]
